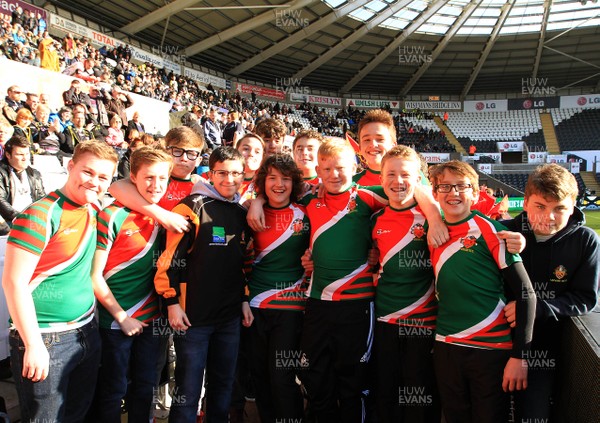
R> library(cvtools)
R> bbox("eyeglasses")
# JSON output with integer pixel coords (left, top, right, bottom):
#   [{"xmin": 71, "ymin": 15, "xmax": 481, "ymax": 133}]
[
  {"xmin": 168, "ymin": 147, "xmax": 201, "ymax": 160},
  {"xmin": 210, "ymin": 170, "xmax": 244, "ymax": 179},
  {"xmin": 435, "ymin": 183, "xmax": 473, "ymax": 193}
]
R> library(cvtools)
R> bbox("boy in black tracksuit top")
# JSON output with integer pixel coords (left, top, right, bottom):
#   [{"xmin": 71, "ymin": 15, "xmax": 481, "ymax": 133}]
[
  {"xmin": 155, "ymin": 147, "xmax": 253, "ymax": 423},
  {"xmin": 502, "ymin": 164, "xmax": 600, "ymax": 422}
]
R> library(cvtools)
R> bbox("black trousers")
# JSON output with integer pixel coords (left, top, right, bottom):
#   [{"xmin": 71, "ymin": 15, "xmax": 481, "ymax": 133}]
[
  {"xmin": 433, "ymin": 341, "xmax": 510, "ymax": 423},
  {"xmin": 299, "ymin": 298, "xmax": 374, "ymax": 423},
  {"xmin": 249, "ymin": 308, "xmax": 304, "ymax": 423},
  {"xmin": 374, "ymin": 321, "xmax": 440, "ymax": 423}
]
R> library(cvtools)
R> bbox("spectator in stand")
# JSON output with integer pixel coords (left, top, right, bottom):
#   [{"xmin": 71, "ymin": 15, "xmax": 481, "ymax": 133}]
[
  {"xmin": 36, "ymin": 13, "xmax": 46, "ymax": 37},
  {"xmin": 63, "ymin": 79, "xmax": 92, "ymax": 109},
  {"xmin": 105, "ymin": 115, "xmax": 127, "ymax": 150},
  {"xmin": 222, "ymin": 111, "xmax": 244, "ymax": 147},
  {"xmin": 12, "ymin": 109, "xmax": 35, "ymax": 154},
  {"xmin": 203, "ymin": 106, "xmax": 222, "ymax": 149},
  {"xmin": 0, "ymin": 135, "xmax": 45, "ymax": 226},
  {"xmin": 23, "ymin": 93, "xmax": 39, "ymax": 116},
  {"xmin": 0, "ymin": 120, "xmax": 14, "ymax": 157},
  {"xmin": 3, "ymin": 85, "xmax": 24, "ymax": 124},
  {"xmin": 38, "ymin": 31, "xmax": 60, "ymax": 72},
  {"xmin": 443, "ymin": 111, "xmax": 449, "ymax": 123},
  {"xmin": 61, "ymin": 110, "xmax": 93, "ymax": 154},
  {"xmin": 104, "ymin": 85, "xmax": 133, "ymax": 130},
  {"xmin": 127, "ymin": 111, "xmax": 145, "ymax": 134},
  {"xmin": 33, "ymin": 104, "xmax": 62, "ymax": 156},
  {"xmin": 38, "ymin": 93, "xmax": 52, "ymax": 111},
  {"xmin": 63, "ymin": 33, "xmax": 76, "ymax": 65},
  {"xmin": 117, "ymin": 137, "xmax": 145, "ymax": 180},
  {"xmin": 11, "ymin": 6, "xmax": 23, "ymax": 27},
  {"xmin": 469, "ymin": 144, "xmax": 476, "ymax": 155},
  {"xmin": 88, "ymin": 86, "xmax": 110, "ymax": 127}
]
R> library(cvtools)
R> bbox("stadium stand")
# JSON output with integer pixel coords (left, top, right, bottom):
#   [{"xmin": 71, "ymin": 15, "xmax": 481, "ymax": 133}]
[{"xmin": 554, "ymin": 108, "xmax": 600, "ymax": 151}]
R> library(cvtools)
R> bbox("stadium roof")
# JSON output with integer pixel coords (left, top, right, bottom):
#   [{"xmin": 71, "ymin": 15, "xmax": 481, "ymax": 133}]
[{"xmin": 49, "ymin": 0, "xmax": 600, "ymax": 98}]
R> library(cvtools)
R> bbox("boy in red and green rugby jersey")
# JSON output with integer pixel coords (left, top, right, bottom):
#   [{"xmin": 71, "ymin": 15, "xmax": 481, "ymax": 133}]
[
  {"xmin": 371, "ymin": 145, "xmax": 439, "ymax": 423},
  {"xmin": 2, "ymin": 141, "xmax": 118, "ymax": 422},
  {"xmin": 247, "ymin": 154, "xmax": 310, "ymax": 422},
  {"xmin": 92, "ymin": 147, "xmax": 173, "ymax": 423},
  {"xmin": 292, "ymin": 129, "xmax": 324, "ymax": 185},
  {"xmin": 354, "ymin": 109, "xmax": 448, "ymax": 247},
  {"xmin": 108, "ymin": 126, "xmax": 204, "ymax": 233},
  {"xmin": 299, "ymin": 138, "xmax": 387, "ymax": 422},
  {"xmin": 429, "ymin": 160, "xmax": 536, "ymax": 423}
]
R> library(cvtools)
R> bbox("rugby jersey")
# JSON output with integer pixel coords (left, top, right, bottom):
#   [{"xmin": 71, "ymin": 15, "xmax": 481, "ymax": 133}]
[
  {"xmin": 157, "ymin": 176, "xmax": 195, "ymax": 211},
  {"xmin": 352, "ymin": 168, "xmax": 380, "ymax": 186},
  {"xmin": 301, "ymin": 183, "xmax": 386, "ymax": 301},
  {"xmin": 8, "ymin": 190, "xmax": 97, "ymax": 330},
  {"xmin": 429, "ymin": 211, "xmax": 520, "ymax": 350},
  {"xmin": 249, "ymin": 203, "xmax": 310, "ymax": 310},
  {"xmin": 372, "ymin": 204, "xmax": 436, "ymax": 327},
  {"xmin": 96, "ymin": 202, "xmax": 161, "ymax": 329}
]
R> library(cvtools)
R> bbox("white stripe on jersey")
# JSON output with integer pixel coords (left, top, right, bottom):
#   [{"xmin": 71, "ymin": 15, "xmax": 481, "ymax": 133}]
[{"xmin": 254, "ymin": 204, "xmax": 304, "ymax": 263}]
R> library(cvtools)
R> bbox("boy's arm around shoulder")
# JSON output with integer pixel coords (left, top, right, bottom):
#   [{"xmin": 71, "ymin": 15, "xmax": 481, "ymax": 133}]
[
  {"xmin": 501, "ymin": 261, "xmax": 536, "ymax": 392},
  {"xmin": 108, "ymin": 178, "xmax": 190, "ymax": 233}
]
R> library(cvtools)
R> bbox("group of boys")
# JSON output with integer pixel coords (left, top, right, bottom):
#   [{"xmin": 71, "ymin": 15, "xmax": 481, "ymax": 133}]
[{"xmin": 1, "ymin": 107, "xmax": 598, "ymax": 423}]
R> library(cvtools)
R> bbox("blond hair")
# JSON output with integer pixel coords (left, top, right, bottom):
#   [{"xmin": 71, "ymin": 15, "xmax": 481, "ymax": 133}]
[
  {"xmin": 318, "ymin": 137, "xmax": 356, "ymax": 160},
  {"xmin": 72, "ymin": 141, "xmax": 119, "ymax": 164}
]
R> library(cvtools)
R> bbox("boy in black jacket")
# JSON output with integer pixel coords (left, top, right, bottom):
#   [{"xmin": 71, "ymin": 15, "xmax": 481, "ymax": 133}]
[
  {"xmin": 154, "ymin": 147, "xmax": 254, "ymax": 423},
  {"xmin": 502, "ymin": 163, "xmax": 600, "ymax": 422}
]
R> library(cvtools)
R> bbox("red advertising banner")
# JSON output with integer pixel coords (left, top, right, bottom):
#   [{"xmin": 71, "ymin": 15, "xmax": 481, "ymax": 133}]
[{"xmin": 238, "ymin": 83, "xmax": 285, "ymax": 100}]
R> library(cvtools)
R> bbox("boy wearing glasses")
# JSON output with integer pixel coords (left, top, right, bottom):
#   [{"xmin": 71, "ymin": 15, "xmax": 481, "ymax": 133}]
[
  {"xmin": 428, "ymin": 160, "xmax": 536, "ymax": 423},
  {"xmin": 109, "ymin": 126, "xmax": 203, "ymax": 233},
  {"xmin": 155, "ymin": 147, "xmax": 253, "ymax": 422}
]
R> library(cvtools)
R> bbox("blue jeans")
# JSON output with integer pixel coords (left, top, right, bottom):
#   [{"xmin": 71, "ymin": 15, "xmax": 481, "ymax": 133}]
[
  {"xmin": 9, "ymin": 319, "xmax": 101, "ymax": 423},
  {"xmin": 95, "ymin": 326, "xmax": 161, "ymax": 423},
  {"xmin": 169, "ymin": 317, "xmax": 241, "ymax": 423}
]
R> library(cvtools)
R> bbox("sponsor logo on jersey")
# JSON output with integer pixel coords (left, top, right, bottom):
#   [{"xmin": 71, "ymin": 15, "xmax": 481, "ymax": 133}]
[
  {"xmin": 212, "ymin": 226, "xmax": 226, "ymax": 244},
  {"xmin": 315, "ymin": 201, "xmax": 324, "ymax": 208},
  {"xmin": 460, "ymin": 235, "xmax": 477, "ymax": 249},
  {"xmin": 553, "ymin": 265, "xmax": 567, "ymax": 281},
  {"xmin": 125, "ymin": 229, "xmax": 141, "ymax": 236},
  {"xmin": 376, "ymin": 228, "xmax": 391, "ymax": 235},
  {"xmin": 63, "ymin": 227, "xmax": 78, "ymax": 235},
  {"xmin": 411, "ymin": 223, "xmax": 425, "ymax": 239}
]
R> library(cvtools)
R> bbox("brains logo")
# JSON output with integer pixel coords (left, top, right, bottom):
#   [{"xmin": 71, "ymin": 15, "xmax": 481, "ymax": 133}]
[
  {"xmin": 411, "ymin": 223, "xmax": 426, "ymax": 239},
  {"xmin": 292, "ymin": 218, "xmax": 304, "ymax": 234},
  {"xmin": 553, "ymin": 265, "xmax": 567, "ymax": 280},
  {"xmin": 577, "ymin": 97, "xmax": 587, "ymax": 106},
  {"xmin": 476, "ymin": 102, "xmax": 485, "ymax": 111},
  {"xmin": 523, "ymin": 100, "xmax": 533, "ymax": 109},
  {"xmin": 460, "ymin": 235, "xmax": 477, "ymax": 249}
]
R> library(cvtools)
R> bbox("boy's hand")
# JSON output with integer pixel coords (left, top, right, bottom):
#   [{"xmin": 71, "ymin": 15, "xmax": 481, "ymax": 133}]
[
  {"xmin": 157, "ymin": 209, "xmax": 190, "ymax": 234},
  {"xmin": 427, "ymin": 218, "xmax": 450, "ymax": 248},
  {"xmin": 312, "ymin": 183, "xmax": 324, "ymax": 198},
  {"xmin": 301, "ymin": 249, "xmax": 314, "ymax": 275},
  {"xmin": 247, "ymin": 196, "xmax": 266, "ymax": 231},
  {"xmin": 23, "ymin": 342, "xmax": 49, "ymax": 382},
  {"xmin": 503, "ymin": 300, "xmax": 516, "ymax": 328},
  {"xmin": 497, "ymin": 231, "xmax": 526, "ymax": 254},
  {"xmin": 367, "ymin": 246, "xmax": 380, "ymax": 266},
  {"xmin": 502, "ymin": 357, "xmax": 528, "ymax": 392},
  {"xmin": 242, "ymin": 302, "xmax": 253, "ymax": 327},
  {"xmin": 168, "ymin": 304, "xmax": 190, "ymax": 331},
  {"xmin": 118, "ymin": 316, "xmax": 148, "ymax": 336}
]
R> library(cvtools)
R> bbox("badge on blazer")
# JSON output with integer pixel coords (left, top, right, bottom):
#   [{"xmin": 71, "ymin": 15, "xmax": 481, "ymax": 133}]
[{"xmin": 553, "ymin": 265, "xmax": 567, "ymax": 281}]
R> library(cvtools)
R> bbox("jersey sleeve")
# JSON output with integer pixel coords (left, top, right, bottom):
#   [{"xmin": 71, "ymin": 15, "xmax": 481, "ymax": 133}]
[
  {"xmin": 96, "ymin": 205, "xmax": 121, "ymax": 251},
  {"xmin": 357, "ymin": 185, "xmax": 387, "ymax": 211},
  {"xmin": 477, "ymin": 214, "xmax": 521, "ymax": 270},
  {"xmin": 154, "ymin": 200, "xmax": 198, "ymax": 305},
  {"xmin": 7, "ymin": 200, "xmax": 55, "ymax": 256}
]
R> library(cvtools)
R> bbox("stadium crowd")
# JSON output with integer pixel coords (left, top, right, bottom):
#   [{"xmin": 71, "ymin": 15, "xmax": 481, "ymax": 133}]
[{"xmin": 0, "ymin": 8, "xmax": 598, "ymax": 423}]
